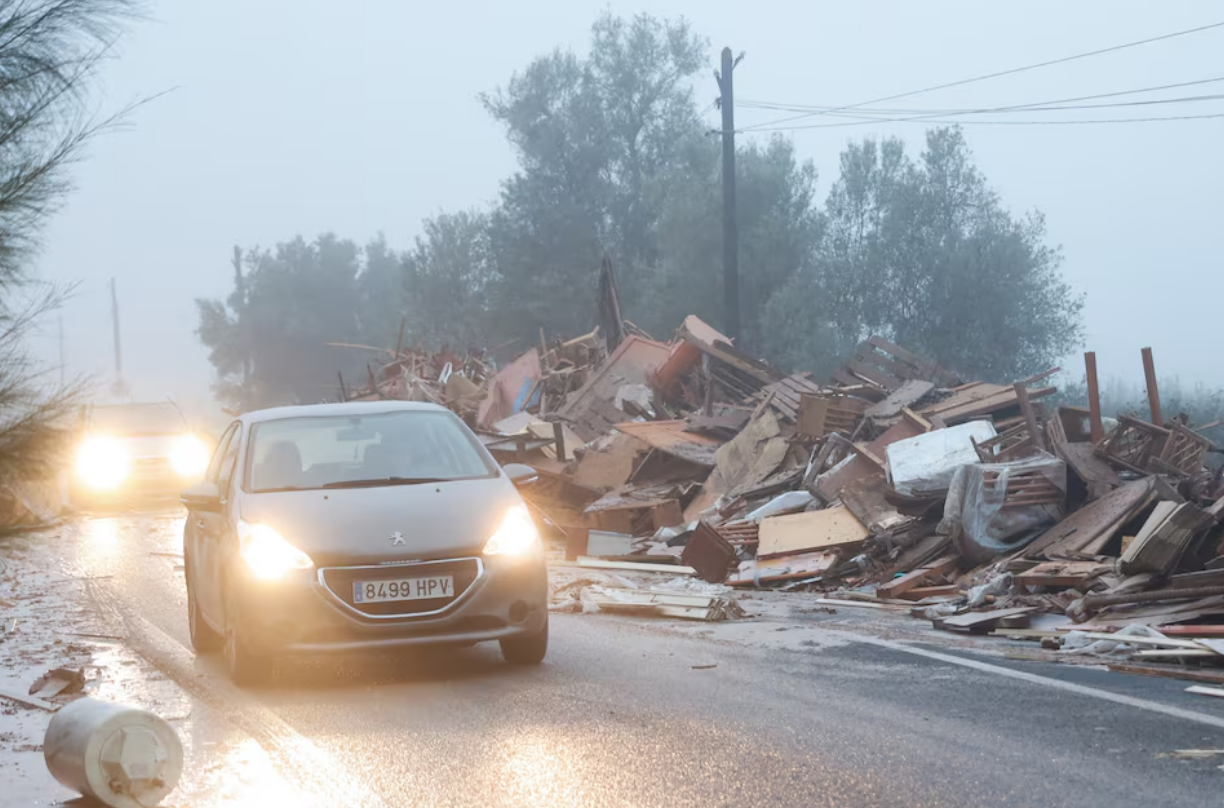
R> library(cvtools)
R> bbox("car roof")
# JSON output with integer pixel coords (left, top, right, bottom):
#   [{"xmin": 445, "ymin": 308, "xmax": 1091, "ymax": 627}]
[{"xmin": 239, "ymin": 400, "xmax": 452, "ymax": 425}]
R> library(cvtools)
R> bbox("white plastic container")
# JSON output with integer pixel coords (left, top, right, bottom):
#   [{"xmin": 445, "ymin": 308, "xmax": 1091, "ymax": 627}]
[{"xmin": 43, "ymin": 697, "xmax": 183, "ymax": 808}]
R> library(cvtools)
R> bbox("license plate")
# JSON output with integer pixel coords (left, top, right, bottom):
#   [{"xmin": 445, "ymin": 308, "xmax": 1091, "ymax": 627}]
[{"xmin": 352, "ymin": 576, "xmax": 455, "ymax": 604}]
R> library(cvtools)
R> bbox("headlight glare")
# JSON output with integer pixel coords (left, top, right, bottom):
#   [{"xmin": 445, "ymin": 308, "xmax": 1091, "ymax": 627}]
[
  {"xmin": 482, "ymin": 505, "xmax": 541, "ymax": 556},
  {"xmin": 170, "ymin": 434, "xmax": 210, "ymax": 477},
  {"xmin": 238, "ymin": 521, "xmax": 313, "ymax": 580},
  {"xmin": 75, "ymin": 436, "xmax": 130, "ymax": 490}
]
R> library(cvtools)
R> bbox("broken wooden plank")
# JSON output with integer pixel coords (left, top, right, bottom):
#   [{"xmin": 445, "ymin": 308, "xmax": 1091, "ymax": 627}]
[
  {"xmin": 728, "ymin": 550, "xmax": 838, "ymax": 586},
  {"xmin": 1014, "ymin": 382, "xmax": 1048, "ymax": 453},
  {"xmin": 614, "ymin": 420, "xmax": 723, "ymax": 468},
  {"xmin": 864, "ymin": 380, "xmax": 936, "ymax": 420},
  {"xmin": 1121, "ymin": 501, "xmax": 1214, "ymax": 577},
  {"xmin": 1106, "ymin": 663, "xmax": 1224, "ymax": 685},
  {"xmin": 1186, "ymin": 685, "xmax": 1224, "ymax": 699},
  {"xmin": 1014, "ymin": 560, "xmax": 1111, "ymax": 589},
  {"xmin": 757, "ymin": 505, "xmax": 869, "ymax": 559},
  {"xmin": 878, "ymin": 556, "xmax": 958, "ymax": 600},
  {"xmin": 1142, "ymin": 346, "xmax": 1162, "ymax": 426},
  {"xmin": 1024, "ymin": 477, "xmax": 1165, "ymax": 558},
  {"xmin": 0, "ymin": 685, "xmax": 57, "ymax": 712},
  {"xmin": 936, "ymin": 607, "xmax": 1038, "ymax": 633},
  {"xmin": 899, "ymin": 585, "xmax": 961, "ymax": 601},
  {"xmin": 575, "ymin": 557, "xmax": 696, "ymax": 575},
  {"xmin": 1072, "ymin": 632, "xmax": 1208, "ymax": 650}
]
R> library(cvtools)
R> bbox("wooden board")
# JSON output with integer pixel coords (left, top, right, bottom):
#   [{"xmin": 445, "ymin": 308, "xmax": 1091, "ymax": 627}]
[
  {"xmin": 936, "ymin": 607, "xmax": 1038, "ymax": 633},
  {"xmin": 865, "ymin": 380, "xmax": 936, "ymax": 420},
  {"xmin": 877, "ymin": 556, "xmax": 958, "ymax": 599},
  {"xmin": 757, "ymin": 505, "xmax": 869, "ymax": 559},
  {"xmin": 574, "ymin": 557, "xmax": 696, "ymax": 575},
  {"xmin": 840, "ymin": 474, "xmax": 911, "ymax": 535},
  {"xmin": 899, "ymin": 585, "xmax": 960, "ymax": 601},
  {"xmin": 614, "ymin": 420, "xmax": 723, "ymax": 468},
  {"xmin": 569, "ymin": 433, "xmax": 647, "ymax": 493},
  {"xmin": 1186, "ymin": 686, "xmax": 1224, "ymax": 699},
  {"xmin": 728, "ymin": 550, "xmax": 839, "ymax": 586},
  {"xmin": 1014, "ymin": 560, "xmax": 1111, "ymax": 589},
  {"xmin": 920, "ymin": 384, "xmax": 1057, "ymax": 425},
  {"xmin": 1024, "ymin": 477, "xmax": 1161, "ymax": 558}
]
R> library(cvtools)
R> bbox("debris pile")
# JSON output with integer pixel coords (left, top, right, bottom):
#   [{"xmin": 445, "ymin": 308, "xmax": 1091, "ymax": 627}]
[{"xmin": 341, "ymin": 300, "xmax": 1224, "ymax": 651}]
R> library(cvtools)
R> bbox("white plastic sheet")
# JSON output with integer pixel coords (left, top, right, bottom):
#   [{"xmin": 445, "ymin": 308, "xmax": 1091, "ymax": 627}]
[
  {"xmin": 886, "ymin": 421, "xmax": 998, "ymax": 497},
  {"xmin": 743, "ymin": 490, "xmax": 815, "ymax": 524},
  {"xmin": 940, "ymin": 452, "xmax": 1067, "ymax": 564}
]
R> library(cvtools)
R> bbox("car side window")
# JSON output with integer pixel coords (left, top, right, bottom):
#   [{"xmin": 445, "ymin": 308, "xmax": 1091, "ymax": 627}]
[
  {"xmin": 206, "ymin": 424, "xmax": 238, "ymax": 483},
  {"xmin": 216, "ymin": 425, "xmax": 243, "ymax": 499}
]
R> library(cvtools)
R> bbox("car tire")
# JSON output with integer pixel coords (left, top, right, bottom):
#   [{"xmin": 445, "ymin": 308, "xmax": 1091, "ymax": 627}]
[
  {"xmin": 499, "ymin": 617, "xmax": 548, "ymax": 665},
  {"xmin": 223, "ymin": 580, "xmax": 271, "ymax": 686},
  {"xmin": 185, "ymin": 557, "xmax": 221, "ymax": 654}
]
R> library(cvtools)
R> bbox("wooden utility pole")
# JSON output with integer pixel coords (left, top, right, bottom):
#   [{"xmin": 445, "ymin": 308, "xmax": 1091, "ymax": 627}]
[
  {"xmin": 109, "ymin": 278, "xmax": 128, "ymax": 398},
  {"xmin": 1141, "ymin": 347, "xmax": 1162, "ymax": 426},
  {"xmin": 716, "ymin": 47, "xmax": 741, "ymax": 341},
  {"xmin": 1084, "ymin": 351, "xmax": 1104, "ymax": 442}
]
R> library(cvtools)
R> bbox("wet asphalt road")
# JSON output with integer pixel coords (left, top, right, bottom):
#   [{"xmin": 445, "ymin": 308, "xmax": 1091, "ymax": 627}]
[{"xmin": 65, "ymin": 511, "xmax": 1224, "ymax": 808}]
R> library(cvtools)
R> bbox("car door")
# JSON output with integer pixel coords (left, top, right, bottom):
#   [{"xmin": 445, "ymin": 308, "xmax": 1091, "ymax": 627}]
[{"xmin": 192, "ymin": 423, "xmax": 240, "ymax": 624}]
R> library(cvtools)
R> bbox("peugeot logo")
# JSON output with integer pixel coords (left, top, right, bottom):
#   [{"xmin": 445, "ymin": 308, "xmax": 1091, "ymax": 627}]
[{"xmin": 390, "ymin": 531, "xmax": 406, "ymax": 546}]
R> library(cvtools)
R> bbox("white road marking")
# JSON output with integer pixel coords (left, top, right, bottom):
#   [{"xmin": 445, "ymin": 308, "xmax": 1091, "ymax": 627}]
[{"xmin": 823, "ymin": 628, "xmax": 1224, "ymax": 732}]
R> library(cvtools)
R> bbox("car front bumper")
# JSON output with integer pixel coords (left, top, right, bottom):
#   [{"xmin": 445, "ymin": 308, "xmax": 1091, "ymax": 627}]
[{"xmin": 234, "ymin": 554, "xmax": 549, "ymax": 654}]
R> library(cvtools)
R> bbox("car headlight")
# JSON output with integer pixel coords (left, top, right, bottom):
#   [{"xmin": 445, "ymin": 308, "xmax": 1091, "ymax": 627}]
[
  {"xmin": 170, "ymin": 434, "xmax": 210, "ymax": 477},
  {"xmin": 238, "ymin": 521, "xmax": 313, "ymax": 580},
  {"xmin": 75, "ymin": 437, "xmax": 130, "ymax": 490},
  {"xmin": 482, "ymin": 505, "xmax": 541, "ymax": 557}
]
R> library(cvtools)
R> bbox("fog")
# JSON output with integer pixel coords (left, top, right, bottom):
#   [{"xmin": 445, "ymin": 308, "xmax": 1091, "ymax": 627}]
[{"xmin": 29, "ymin": 1, "xmax": 1224, "ymax": 411}]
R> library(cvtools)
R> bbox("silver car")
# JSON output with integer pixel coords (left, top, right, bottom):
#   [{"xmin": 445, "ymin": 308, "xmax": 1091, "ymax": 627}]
[{"xmin": 181, "ymin": 401, "xmax": 548, "ymax": 684}]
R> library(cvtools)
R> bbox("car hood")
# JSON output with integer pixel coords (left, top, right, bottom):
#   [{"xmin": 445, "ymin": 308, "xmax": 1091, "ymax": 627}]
[{"xmin": 238, "ymin": 475, "xmax": 523, "ymax": 566}]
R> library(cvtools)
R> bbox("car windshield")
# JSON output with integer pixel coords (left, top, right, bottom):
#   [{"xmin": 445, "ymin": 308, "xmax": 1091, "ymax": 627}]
[
  {"xmin": 246, "ymin": 409, "xmax": 497, "ymax": 493},
  {"xmin": 89, "ymin": 403, "xmax": 185, "ymax": 436}
]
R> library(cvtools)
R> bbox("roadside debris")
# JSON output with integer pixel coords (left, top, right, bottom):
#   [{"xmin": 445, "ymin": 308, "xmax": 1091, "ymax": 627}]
[
  {"xmin": 44, "ymin": 697, "xmax": 184, "ymax": 808},
  {"xmin": 324, "ymin": 280, "xmax": 1224, "ymax": 653},
  {"xmin": 29, "ymin": 667, "xmax": 86, "ymax": 700}
]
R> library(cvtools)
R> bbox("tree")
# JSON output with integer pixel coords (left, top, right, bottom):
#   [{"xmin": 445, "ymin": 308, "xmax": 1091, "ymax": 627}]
[
  {"xmin": 197, "ymin": 235, "xmax": 375, "ymax": 410},
  {"xmin": 772, "ymin": 127, "xmax": 1082, "ymax": 381},
  {"xmin": 481, "ymin": 12, "xmax": 707, "ymax": 342},
  {"xmin": 643, "ymin": 135, "xmax": 823, "ymax": 350},
  {"xmin": 0, "ymin": 1, "xmax": 137, "ymax": 489},
  {"xmin": 400, "ymin": 210, "xmax": 496, "ymax": 351}
]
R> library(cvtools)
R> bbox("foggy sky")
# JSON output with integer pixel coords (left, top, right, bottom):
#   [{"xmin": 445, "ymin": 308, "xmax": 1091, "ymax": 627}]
[{"xmin": 30, "ymin": 1, "xmax": 1224, "ymax": 408}]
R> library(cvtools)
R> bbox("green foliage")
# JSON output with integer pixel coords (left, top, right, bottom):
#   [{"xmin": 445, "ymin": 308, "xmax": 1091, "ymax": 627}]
[
  {"xmin": 0, "ymin": 1, "xmax": 139, "ymax": 488},
  {"xmin": 197, "ymin": 235, "xmax": 378, "ymax": 410},
  {"xmin": 776, "ymin": 128, "xmax": 1083, "ymax": 381},
  {"xmin": 481, "ymin": 12, "xmax": 707, "ymax": 341},
  {"xmin": 199, "ymin": 12, "xmax": 1085, "ymax": 406}
]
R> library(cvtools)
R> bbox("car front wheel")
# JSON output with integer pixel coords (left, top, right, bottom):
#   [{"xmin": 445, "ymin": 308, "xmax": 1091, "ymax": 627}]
[
  {"xmin": 185, "ymin": 556, "xmax": 221, "ymax": 654},
  {"xmin": 499, "ymin": 617, "xmax": 548, "ymax": 665},
  {"xmin": 223, "ymin": 580, "xmax": 272, "ymax": 686}
]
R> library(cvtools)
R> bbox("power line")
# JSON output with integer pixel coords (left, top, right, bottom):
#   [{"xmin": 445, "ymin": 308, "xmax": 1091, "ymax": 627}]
[
  {"xmin": 739, "ymin": 19, "xmax": 1224, "ymax": 132},
  {"xmin": 737, "ymin": 92, "xmax": 1224, "ymax": 129},
  {"xmin": 742, "ymin": 111, "xmax": 1224, "ymax": 131},
  {"xmin": 738, "ymin": 75, "xmax": 1224, "ymax": 117}
]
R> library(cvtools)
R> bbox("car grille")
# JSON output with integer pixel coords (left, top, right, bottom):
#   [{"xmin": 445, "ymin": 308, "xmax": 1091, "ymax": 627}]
[{"xmin": 319, "ymin": 558, "xmax": 481, "ymax": 618}]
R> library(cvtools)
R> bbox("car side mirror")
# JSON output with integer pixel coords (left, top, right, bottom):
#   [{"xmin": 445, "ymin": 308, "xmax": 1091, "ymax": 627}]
[
  {"xmin": 502, "ymin": 463, "xmax": 539, "ymax": 487},
  {"xmin": 181, "ymin": 481, "xmax": 222, "ymax": 512}
]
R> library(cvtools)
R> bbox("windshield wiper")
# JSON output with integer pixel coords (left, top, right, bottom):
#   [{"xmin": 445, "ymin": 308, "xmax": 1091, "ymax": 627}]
[
  {"xmin": 256, "ymin": 485, "xmax": 307, "ymax": 493},
  {"xmin": 321, "ymin": 477, "xmax": 448, "ymax": 489}
]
